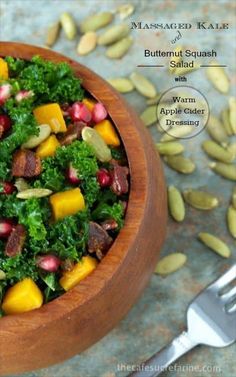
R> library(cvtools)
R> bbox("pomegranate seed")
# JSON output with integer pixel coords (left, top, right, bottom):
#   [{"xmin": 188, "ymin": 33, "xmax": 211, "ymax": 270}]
[
  {"xmin": 69, "ymin": 102, "xmax": 92, "ymax": 123},
  {"xmin": 36, "ymin": 254, "xmax": 61, "ymax": 272},
  {"xmin": 97, "ymin": 168, "xmax": 112, "ymax": 188},
  {"xmin": 66, "ymin": 163, "xmax": 80, "ymax": 185},
  {"xmin": 92, "ymin": 103, "xmax": 107, "ymax": 124},
  {"xmin": 0, "ymin": 181, "xmax": 15, "ymax": 195},
  {"xmin": 0, "ymin": 114, "xmax": 11, "ymax": 138},
  {"xmin": 0, "ymin": 219, "xmax": 14, "ymax": 238},
  {"xmin": 0, "ymin": 84, "xmax": 11, "ymax": 106},
  {"xmin": 15, "ymin": 90, "xmax": 33, "ymax": 102}
]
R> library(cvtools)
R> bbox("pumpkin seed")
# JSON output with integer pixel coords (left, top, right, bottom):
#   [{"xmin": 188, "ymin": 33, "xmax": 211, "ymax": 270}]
[
  {"xmin": 130, "ymin": 72, "xmax": 157, "ymax": 98},
  {"xmin": 232, "ymin": 187, "xmax": 236, "ymax": 209},
  {"xmin": 77, "ymin": 31, "xmax": 97, "ymax": 56},
  {"xmin": 172, "ymin": 62, "xmax": 200, "ymax": 75},
  {"xmin": 45, "ymin": 21, "xmax": 60, "ymax": 47},
  {"xmin": 202, "ymin": 140, "xmax": 234, "ymax": 163},
  {"xmin": 164, "ymin": 155, "xmax": 196, "ymax": 174},
  {"xmin": 229, "ymin": 97, "xmax": 236, "ymax": 134},
  {"xmin": 60, "ymin": 12, "xmax": 77, "ymax": 40},
  {"xmin": 116, "ymin": 3, "xmax": 135, "ymax": 19},
  {"xmin": 106, "ymin": 36, "xmax": 133, "ymax": 59},
  {"xmin": 221, "ymin": 108, "xmax": 233, "ymax": 136},
  {"xmin": 168, "ymin": 185, "xmax": 185, "ymax": 222},
  {"xmin": 82, "ymin": 126, "xmax": 112, "ymax": 162},
  {"xmin": 155, "ymin": 253, "xmax": 187, "ymax": 275},
  {"xmin": 140, "ymin": 106, "xmax": 157, "ymax": 126},
  {"xmin": 183, "ymin": 189, "xmax": 219, "ymax": 210},
  {"xmin": 169, "ymin": 46, "xmax": 182, "ymax": 73},
  {"xmin": 227, "ymin": 206, "xmax": 236, "ymax": 238},
  {"xmin": 14, "ymin": 178, "xmax": 30, "ymax": 192},
  {"xmin": 146, "ymin": 93, "xmax": 162, "ymax": 105},
  {"xmin": 206, "ymin": 115, "xmax": 228, "ymax": 146},
  {"xmin": 22, "ymin": 124, "xmax": 51, "ymax": 149},
  {"xmin": 227, "ymin": 143, "xmax": 236, "ymax": 159},
  {"xmin": 206, "ymin": 62, "xmax": 230, "ymax": 93},
  {"xmin": 98, "ymin": 23, "xmax": 130, "ymax": 45},
  {"xmin": 156, "ymin": 142, "xmax": 184, "ymax": 155},
  {"xmin": 17, "ymin": 188, "xmax": 52, "ymax": 199},
  {"xmin": 209, "ymin": 162, "xmax": 236, "ymax": 181},
  {"xmin": 107, "ymin": 78, "xmax": 134, "ymax": 93},
  {"xmin": 80, "ymin": 12, "xmax": 113, "ymax": 33},
  {"xmin": 198, "ymin": 232, "xmax": 231, "ymax": 258},
  {"xmin": 160, "ymin": 125, "xmax": 194, "ymax": 142},
  {"xmin": 0, "ymin": 270, "xmax": 6, "ymax": 280}
]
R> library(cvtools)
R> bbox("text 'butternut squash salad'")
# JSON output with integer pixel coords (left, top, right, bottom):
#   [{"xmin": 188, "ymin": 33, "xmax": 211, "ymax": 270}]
[{"xmin": 0, "ymin": 56, "xmax": 129, "ymax": 315}]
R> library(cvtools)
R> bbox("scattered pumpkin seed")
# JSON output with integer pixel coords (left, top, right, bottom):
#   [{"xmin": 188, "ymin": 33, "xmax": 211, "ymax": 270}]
[
  {"xmin": 155, "ymin": 253, "xmax": 187, "ymax": 275},
  {"xmin": 22, "ymin": 124, "xmax": 51, "ymax": 149},
  {"xmin": 172, "ymin": 62, "xmax": 200, "ymax": 75},
  {"xmin": 116, "ymin": 3, "xmax": 135, "ymax": 20},
  {"xmin": 17, "ymin": 188, "xmax": 52, "ymax": 199},
  {"xmin": 183, "ymin": 189, "xmax": 219, "ymax": 210},
  {"xmin": 227, "ymin": 143, "xmax": 236, "ymax": 159},
  {"xmin": 206, "ymin": 61, "xmax": 230, "ymax": 93},
  {"xmin": 77, "ymin": 31, "xmax": 97, "ymax": 56},
  {"xmin": 202, "ymin": 140, "xmax": 234, "ymax": 163},
  {"xmin": 169, "ymin": 46, "xmax": 182, "ymax": 73},
  {"xmin": 129, "ymin": 72, "xmax": 157, "ymax": 98},
  {"xmin": 82, "ymin": 126, "xmax": 112, "ymax": 162},
  {"xmin": 60, "ymin": 12, "xmax": 77, "ymax": 40},
  {"xmin": 140, "ymin": 106, "xmax": 157, "ymax": 126},
  {"xmin": 198, "ymin": 232, "xmax": 231, "ymax": 258},
  {"xmin": 229, "ymin": 97, "xmax": 236, "ymax": 134},
  {"xmin": 98, "ymin": 23, "xmax": 129, "ymax": 45},
  {"xmin": 206, "ymin": 115, "xmax": 228, "ymax": 146},
  {"xmin": 0, "ymin": 270, "xmax": 6, "ymax": 280},
  {"xmin": 227, "ymin": 206, "xmax": 236, "ymax": 238},
  {"xmin": 14, "ymin": 178, "xmax": 30, "ymax": 192},
  {"xmin": 146, "ymin": 93, "xmax": 162, "ymax": 105},
  {"xmin": 164, "ymin": 155, "xmax": 196, "ymax": 174},
  {"xmin": 156, "ymin": 142, "xmax": 184, "ymax": 156},
  {"xmin": 106, "ymin": 36, "xmax": 133, "ymax": 59},
  {"xmin": 209, "ymin": 162, "xmax": 236, "ymax": 181},
  {"xmin": 221, "ymin": 108, "xmax": 233, "ymax": 136},
  {"xmin": 80, "ymin": 12, "xmax": 113, "ymax": 33},
  {"xmin": 168, "ymin": 185, "xmax": 185, "ymax": 222},
  {"xmin": 160, "ymin": 125, "xmax": 194, "ymax": 142},
  {"xmin": 45, "ymin": 21, "xmax": 61, "ymax": 47},
  {"xmin": 107, "ymin": 77, "xmax": 134, "ymax": 93}
]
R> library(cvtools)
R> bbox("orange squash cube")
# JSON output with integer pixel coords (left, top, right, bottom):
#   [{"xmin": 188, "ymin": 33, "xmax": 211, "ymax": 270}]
[
  {"xmin": 36, "ymin": 135, "xmax": 60, "ymax": 158},
  {"xmin": 0, "ymin": 58, "xmax": 9, "ymax": 80},
  {"xmin": 33, "ymin": 103, "xmax": 67, "ymax": 133},
  {"xmin": 50, "ymin": 188, "xmax": 85, "ymax": 221},
  {"xmin": 94, "ymin": 119, "xmax": 120, "ymax": 147}
]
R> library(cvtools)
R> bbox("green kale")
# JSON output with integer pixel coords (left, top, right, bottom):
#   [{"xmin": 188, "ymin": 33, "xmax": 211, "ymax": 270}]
[
  {"xmin": 81, "ymin": 177, "xmax": 100, "ymax": 208},
  {"xmin": 92, "ymin": 202, "xmax": 124, "ymax": 229},
  {"xmin": 0, "ymin": 253, "xmax": 39, "ymax": 285},
  {"xmin": 4, "ymin": 56, "xmax": 27, "ymax": 76},
  {"xmin": 33, "ymin": 157, "xmax": 66, "ymax": 191}
]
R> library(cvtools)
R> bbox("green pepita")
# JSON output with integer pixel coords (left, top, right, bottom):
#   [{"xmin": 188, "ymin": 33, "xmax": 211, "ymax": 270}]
[
  {"xmin": 116, "ymin": 3, "xmax": 135, "ymax": 19},
  {"xmin": 227, "ymin": 143, "xmax": 236, "ymax": 159},
  {"xmin": 164, "ymin": 155, "xmax": 196, "ymax": 174},
  {"xmin": 80, "ymin": 12, "xmax": 113, "ymax": 33},
  {"xmin": 45, "ymin": 21, "xmax": 61, "ymax": 47},
  {"xmin": 206, "ymin": 62, "xmax": 230, "ymax": 94},
  {"xmin": 14, "ymin": 178, "xmax": 30, "ymax": 192},
  {"xmin": 129, "ymin": 72, "xmax": 157, "ymax": 98},
  {"xmin": 221, "ymin": 108, "xmax": 233, "ymax": 136},
  {"xmin": 227, "ymin": 206, "xmax": 236, "ymax": 238},
  {"xmin": 0, "ymin": 270, "xmax": 6, "ymax": 280},
  {"xmin": 206, "ymin": 115, "xmax": 228, "ymax": 146},
  {"xmin": 168, "ymin": 185, "xmax": 185, "ymax": 222},
  {"xmin": 155, "ymin": 253, "xmax": 187, "ymax": 275},
  {"xmin": 229, "ymin": 97, "xmax": 236, "ymax": 134},
  {"xmin": 98, "ymin": 23, "xmax": 130, "ymax": 45},
  {"xmin": 107, "ymin": 77, "xmax": 134, "ymax": 93},
  {"xmin": 183, "ymin": 189, "xmax": 219, "ymax": 210},
  {"xmin": 82, "ymin": 126, "xmax": 112, "ymax": 162},
  {"xmin": 156, "ymin": 142, "xmax": 184, "ymax": 156},
  {"xmin": 146, "ymin": 93, "xmax": 162, "ymax": 105},
  {"xmin": 202, "ymin": 140, "xmax": 234, "ymax": 163},
  {"xmin": 106, "ymin": 36, "xmax": 133, "ymax": 59},
  {"xmin": 17, "ymin": 188, "xmax": 52, "ymax": 199},
  {"xmin": 160, "ymin": 125, "xmax": 194, "ymax": 142},
  {"xmin": 140, "ymin": 106, "xmax": 157, "ymax": 126},
  {"xmin": 60, "ymin": 12, "xmax": 77, "ymax": 40},
  {"xmin": 198, "ymin": 232, "xmax": 231, "ymax": 258},
  {"xmin": 209, "ymin": 162, "xmax": 236, "ymax": 181},
  {"xmin": 77, "ymin": 31, "xmax": 97, "ymax": 56},
  {"xmin": 22, "ymin": 124, "xmax": 51, "ymax": 149}
]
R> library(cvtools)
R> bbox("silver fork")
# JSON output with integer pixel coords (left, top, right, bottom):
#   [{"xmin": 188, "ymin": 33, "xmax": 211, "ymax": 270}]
[{"xmin": 129, "ymin": 264, "xmax": 236, "ymax": 377}]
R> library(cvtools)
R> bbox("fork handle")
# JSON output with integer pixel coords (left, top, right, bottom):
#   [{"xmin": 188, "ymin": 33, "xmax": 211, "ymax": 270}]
[{"xmin": 129, "ymin": 331, "xmax": 198, "ymax": 377}]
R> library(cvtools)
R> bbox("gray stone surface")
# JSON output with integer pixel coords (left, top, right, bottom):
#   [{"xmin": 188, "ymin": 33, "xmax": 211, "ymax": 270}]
[{"xmin": 0, "ymin": 0, "xmax": 236, "ymax": 376}]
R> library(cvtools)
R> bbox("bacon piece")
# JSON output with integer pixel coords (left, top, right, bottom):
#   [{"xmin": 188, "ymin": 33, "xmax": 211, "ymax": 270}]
[
  {"xmin": 110, "ymin": 164, "xmax": 129, "ymax": 196},
  {"xmin": 60, "ymin": 122, "xmax": 86, "ymax": 146},
  {"xmin": 4, "ymin": 224, "xmax": 26, "ymax": 257},
  {"xmin": 12, "ymin": 150, "xmax": 41, "ymax": 177},
  {"xmin": 88, "ymin": 221, "xmax": 113, "ymax": 260}
]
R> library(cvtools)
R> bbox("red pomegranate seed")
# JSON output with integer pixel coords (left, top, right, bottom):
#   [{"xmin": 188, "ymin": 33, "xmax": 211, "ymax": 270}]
[
  {"xmin": 97, "ymin": 168, "xmax": 112, "ymax": 188},
  {"xmin": 0, "ymin": 181, "xmax": 15, "ymax": 195},
  {"xmin": 15, "ymin": 90, "xmax": 33, "ymax": 102},
  {"xmin": 36, "ymin": 254, "xmax": 61, "ymax": 272},
  {"xmin": 0, "ymin": 114, "xmax": 11, "ymax": 138},
  {"xmin": 0, "ymin": 219, "xmax": 14, "ymax": 238},
  {"xmin": 69, "ymin": 102, "xmax": 92, "ymax": 123},
  {"xmin": 92, "ymin": 103, "xmax": 107, "ymax": 124},
  {"xmin": 66, "ymin": 163, "xmax": 80, "ymax": 185},
  {"xmin": 0, "ymin": 84, "xmax": 11, "ymax": 106}
]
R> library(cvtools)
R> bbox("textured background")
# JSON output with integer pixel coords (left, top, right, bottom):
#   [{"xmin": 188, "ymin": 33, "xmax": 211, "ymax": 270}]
[{"xmin": 0, "ymin": 0, "xmax": 236, "ymax": 376}]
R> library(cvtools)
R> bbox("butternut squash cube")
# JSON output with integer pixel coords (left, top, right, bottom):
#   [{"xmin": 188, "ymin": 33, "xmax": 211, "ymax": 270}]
[
  {"xmin": 0, "ymin": 58, "xmax": 8, "ymax": 80},
  {"xmin": 60, "ymin": 256, "xmax": 98, "ymax": 291},
  {"xmin": 33, "ymin": 103, "xmax": 67, "ymax": 133},
  {"xmin": 50, "ymin": 188, "xmax": 85, "ymax": 221},
  {"xmin": 2, "ymin": 278, "xmax": 43, "ymax": 315},
  {"xmin": 36, "ymin": 134, "xmax": 60, "ymax": 158},
  {"xmin": 82, "ymin": 98, "xmax": 96, "ymax": 111},
  {"xmin": 94, "ymin": 119, "xmax": 120, "ymax": 147}
]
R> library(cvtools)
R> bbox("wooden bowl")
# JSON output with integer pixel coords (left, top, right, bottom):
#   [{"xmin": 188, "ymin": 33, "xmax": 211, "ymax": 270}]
[{"xmin": 0, "ymin": 42, "xmax": 167, "ymax": 375}]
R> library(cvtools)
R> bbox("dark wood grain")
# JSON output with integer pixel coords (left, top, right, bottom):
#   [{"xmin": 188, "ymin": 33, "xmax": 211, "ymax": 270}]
[{"xmin": 0, "ymin": 42, "xmax": 167, "ymax": 376}]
